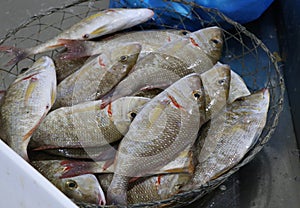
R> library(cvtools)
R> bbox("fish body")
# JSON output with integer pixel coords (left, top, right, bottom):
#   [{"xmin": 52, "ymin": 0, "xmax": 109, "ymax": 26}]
[
  {"xmin": 38, "ymin": 145, "xmax": 194, "ymax": 179},
  {"xmin": 59, "ymin": 29, "xmax": 191, "ymax": 60},
  {"xmin": 29, "ymin": 97, "xmax": 150, "ymax": 150},
  {"xmin": 0, "ymin": 56, "xmax": 56, "ymax": 160},
  {"xmin": 0, "ymin": 8, "xmax": 154, "ymax": 65},
  {"xmin": 53, "ymin": 42, "xmax": 141, "ymax": 108},
  {"xmin": 98, "ymin": 173, "xmax": 191, "ymax": 205},
  {"xmin": 107, "ymin": 65, "xmax": 230, "ymax": 205},
  {"xmin": 53, "ymin": 51, "xmax": 89, "ymax": 83},
  {"xmin": 31, "ymin": 159, "xmax": 106, "ymax": 205},
  {"xmin": 42, "ymin": 145, "xmax": 116, "ymax": 160},
  {"xmin": 100, "ymin": 26, "xmax": 223, "ymax": 107},
  {"xmin": 184, "ymin": 89, "xmax": 270, "ymax": 190}
]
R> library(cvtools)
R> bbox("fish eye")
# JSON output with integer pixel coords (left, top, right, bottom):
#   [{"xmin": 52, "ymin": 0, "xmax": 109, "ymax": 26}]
[
  {"xmin": 65, "ymin": 180, "xmax": 78, "ymax": 190},
  {"xmin": 211, "ymin": 38, "xmax": 221, "ymax": 45},
  {"xmin": 218, "ymin": 79, "xmax": 226, "ymax": 85},
  {"xmin": 193, "ymin": 91, "xmax": 201, "ymax": 100},
  {"xmin": 129, "ymin": 111, "xmax": 137, "ymax": 120},
  {"xmin": 181, "ymin": 30, "xmax": 189, "ymax": 36},
  {"xmin": 82, "ymin": 34, "xmax": 90, "ymax": 39},
  {"xmin": 119, "ymin": 55, "xmax": 128, "ymax": 62}
]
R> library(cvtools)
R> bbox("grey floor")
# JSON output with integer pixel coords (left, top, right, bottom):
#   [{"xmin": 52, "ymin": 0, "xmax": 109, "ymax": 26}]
[{"xmin": 0, "ymin": 1, "xmax": 299, "ymax": 208}]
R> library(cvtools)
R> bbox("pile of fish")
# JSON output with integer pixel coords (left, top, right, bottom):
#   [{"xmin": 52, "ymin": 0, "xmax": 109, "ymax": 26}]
[{"xmin": 0, "ymin": 8, "xmax": 270, "ymax": 206}]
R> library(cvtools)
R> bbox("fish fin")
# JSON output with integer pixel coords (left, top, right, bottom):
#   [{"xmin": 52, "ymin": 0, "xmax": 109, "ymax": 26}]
[
  {"xmin": 0, "ymin": 46, "xmax": 30, "ymax": 66},
  {"xmin": 60, "ymin": 161, "xmax": 93, "ymax": 178},
  {"xmin": 94, "ymin": 146, "xmax": 117, "ymax": 161},
  {"xmin": 58, "ymin": 39, "xmax": 89, "ymax": 59},
  {"xmin": 22, "ymin": 112, "xmax": 47, "ymax": 142},
  {"xmin": 90, "ymin": 25, "xmax": 107, "ymax": 36},
  {"xmin": 102, "ymin": 159, "xmax": 114, "ymax": 171},
  {"xmin": 50, "ymin": 83, "xmax": 56, "ymax": 106},
  {"xmin": 24, "ymin": 78, "xmax": 39, "ymax": 104}
]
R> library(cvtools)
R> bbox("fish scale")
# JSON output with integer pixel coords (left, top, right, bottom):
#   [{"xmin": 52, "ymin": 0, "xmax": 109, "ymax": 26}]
[
  {"xmin": 107, "ymin": 63, "xmax": 231, "ymax": 205},
  {"xmin": 53, "ymin": 42, "xmax": 141, "ymax": 109},
  {"xmin": 183, "ymin": 89, "xmax": 270, "ymax": 190},
  {"xmin": 0, "ymin": 8, "xmax": 154, "ymax": 65},
  {"xmin": 100, "ymin": 26, "xmax": 223, "ymax": 108},
  {"xmin": 59, "ymin": 29, "xmax": 191, "ymax": 60},
  {"xmin": 0, "ymin": 56, "xmax": 56, "ymax": 161},
  {"xmin": 29, "ymin": 97, "xmax": 150, "ymax": 150}
]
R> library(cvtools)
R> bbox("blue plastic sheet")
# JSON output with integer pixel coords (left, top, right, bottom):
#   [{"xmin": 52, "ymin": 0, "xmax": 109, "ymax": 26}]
[{"xmin": 109, "ymin": 0, "xmax": 274, "ymax": 30}]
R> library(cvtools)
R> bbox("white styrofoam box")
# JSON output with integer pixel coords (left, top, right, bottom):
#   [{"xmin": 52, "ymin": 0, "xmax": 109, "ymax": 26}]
[{"xmin": 0, "ymin": 139, "xmax": 78, "ymax": 208}]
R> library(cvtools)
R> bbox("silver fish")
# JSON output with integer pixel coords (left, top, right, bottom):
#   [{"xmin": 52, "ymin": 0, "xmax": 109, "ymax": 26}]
[
  {"xmin": 53, "ymin": 51, "xmax": 89, "ymax": 83},
  {"xmin": 0, "ymin": 8, "xmax": 154, "ymax": 65},
  {"xmin": 107, "ymin": 64, "xmax": 230, "ymax": 205},
  {"xmin": 99, "ymin": 27, "xmax": 223, "ymax": 108},
  {"xmin": 53, "ymin": 42, "xmax": 141, "ymax": 108},
  {"xmin": 32, "ymin": 159, "xmax": 106, "ymax": 205},
  {"xmin": 183, "ymin": 89, "xmax": 270, "ymax": 190},
  {"xmin": 0, "ymin": 56, "xmax": 56, "ymax": 160},
  {"xmin": 98, "ymin": 173, "xmax": 191, "ymax": 205},
  {"xmin": 59, "ymin": 29, "xmax": 191, "ymax": 60},
  {"xmin": 29, "ymin": 97, "xmax": 150, "ymax": 150}
]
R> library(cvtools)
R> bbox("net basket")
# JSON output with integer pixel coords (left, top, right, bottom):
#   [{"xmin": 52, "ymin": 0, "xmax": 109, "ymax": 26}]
[{"xmin": 0, "ymin": 0, "xmax": 285, "ymax": 207}]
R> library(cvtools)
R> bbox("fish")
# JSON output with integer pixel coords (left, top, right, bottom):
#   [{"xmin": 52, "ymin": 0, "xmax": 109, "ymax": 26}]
[
  {"xmin": 99, "ymin": 26, "xmax": 223, "ymax": 108},
  {"xmin": 41, "ymin": 145, "xmax": 194, "ymax": 179},
  {"xmin": 182, "ymin": 89, "xmax": 270, "ymax": 190},
  {"xmin": 0, "ymin": 8, "xmax": 154, "ymax": 65},
  {"xmin": 31, "ymin": 159, "xmax": 106, "ymax": 205},
  {"xmin": 41, "ymin": 145, "xmax": 117, "ymax": 160},
  {"xmin": 53, "ymin": 42, "xmax": 141, "ymax": 108},
  {"xmin": 0, "ymin": 56, "xmax": 56, "ymax": 160},
  {"xmin": 58, "ymin": 29, "xmax": 191, "ymax": 60},
  {"xmin": 29, "ymin": 96, "xmax": 150, "ymax": 150},
  {"xmin": 107, "ymin": 64, "xmax": 230, "ymax": 205},
  {"xmin": 53, "ymin": 50, "xmax": 89, "ymax": 83},
  {"xmin": 97, "ymin": 172, "xmax": 191, "ymax": 205},
  {"xmin": 133, "ymin": 88, "xmax": 164, "ymax": 99}
]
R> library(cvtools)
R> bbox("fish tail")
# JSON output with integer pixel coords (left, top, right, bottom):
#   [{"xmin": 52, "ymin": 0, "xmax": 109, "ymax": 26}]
[
  {"xmin": 57, "ymin": 39, "xmax": 89, "ymax": 59},
  {"xmin": 0, "ymin": 46, "xmax": 30, "ymax": 66}
]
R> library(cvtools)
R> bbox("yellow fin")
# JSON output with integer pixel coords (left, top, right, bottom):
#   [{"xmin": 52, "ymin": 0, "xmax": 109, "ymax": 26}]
[
  {"xmin": 50, "ymin": 84, "xmax": 56, "ymax": 105},
  {"xmin": 24, "ymin": 79, "xmax": 38, "ymax": 104}
]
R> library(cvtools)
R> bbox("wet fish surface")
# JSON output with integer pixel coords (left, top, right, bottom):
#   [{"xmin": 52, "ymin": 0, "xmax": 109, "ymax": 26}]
[
  {"xmin": 32, "ymin": 159, "xmax": 106, "ymax": 205},
  {"xmin": 29, "ymin": 97, "xmax": 150, "ymax": 150},
  {"xmin": 53, "ymin": 42, "xmax": 141, "ymax": 108},
  {"xmin": 107, "ymin": 64, "xmax": 230, "ymax": 205},
  {"xmin": 100, "ymin": 26, "xmax": 223, "ymax": 107},
  {"xmin": 59, "ymin": 29, "xmax": 191, "ymax": 60},
  {"xmin": 0, "ymin": 8, "xmax": 154, "ymax": 65},
  {"xmin": 183, "ymin": 89, "xmax": 270, "ymax": 190},
  {"xmin": 0, "ymin": 56, "xmax": 56, "ymax": 160}
]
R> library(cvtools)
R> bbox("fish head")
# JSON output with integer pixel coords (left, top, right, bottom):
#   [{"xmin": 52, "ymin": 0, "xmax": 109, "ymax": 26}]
[
  {"xmin": 189, "ymin": 26, "xmax": 223, "ymax": 62},
  {"xmin": 102, "ymin": 42, "xmax": 142, "ymax": 77},
  {"xmin": 109, "ymin": 97, "xmax": 150, "ymax": 135},
  {"xmin": 59, "ymin": 174, "xmax": 106, "ymax": 205},
  {"xmin": 200, "ymin": 62, "xmax": 231, "ymax": 120},
  {"xmin": 14, "ymin": 56, "xmax": 55, "ymax": 83},
  {"xmin": 166, "ymin": 73, "xmax": 206, "ymax": 123}
]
